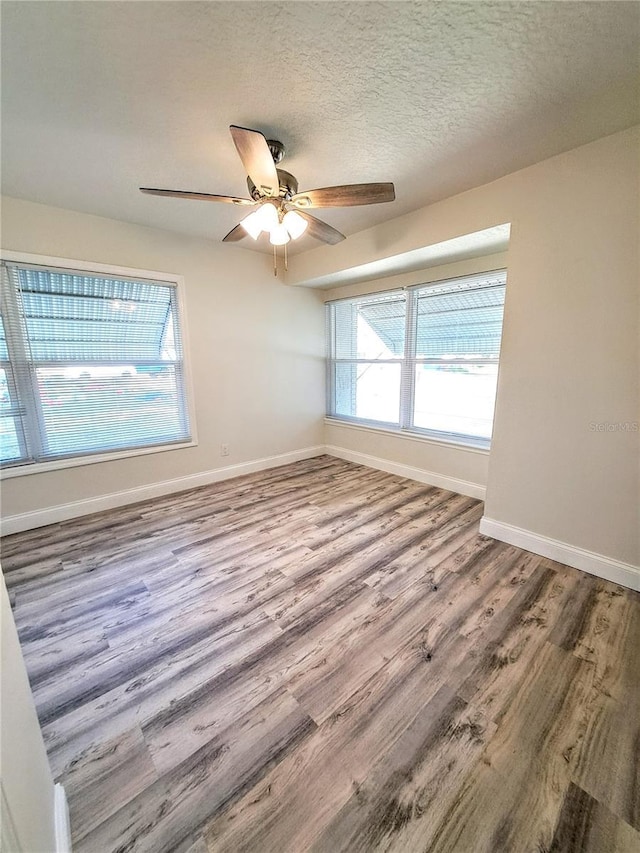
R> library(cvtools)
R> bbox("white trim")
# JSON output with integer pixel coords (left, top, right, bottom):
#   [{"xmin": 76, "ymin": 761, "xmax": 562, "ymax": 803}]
[
  {"xmin": 325, "ymin": 444, "xmax": 486, "ymax": 500},
  {"xmin": 0, "ymin": 446, "xmax": 326, "ymax": 536},
  {"xmin": 54, "ymin": 784, "xmax": 71, "ymax": 853},
  {"xmin": 324, "ymin": 418, "xmax": 490, "ymax": 455},
  {"xmin": 479, "ymin": 516, "xmax": 640, "ymax": 592}
]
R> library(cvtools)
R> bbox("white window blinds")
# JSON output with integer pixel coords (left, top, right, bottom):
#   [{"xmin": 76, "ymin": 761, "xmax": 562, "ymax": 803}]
[
  {"xmin": 0, "ymin": 261, "xmax": 191, "ymax": 468},
  {"xmin": 326, "ymin": 270, "xmax": 506, "ymax": 445}
]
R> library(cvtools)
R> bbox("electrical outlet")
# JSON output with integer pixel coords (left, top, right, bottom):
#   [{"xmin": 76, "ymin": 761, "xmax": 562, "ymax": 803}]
[{"xmin": 220, "ymin": 443, "xmax": 229, "ymax": 457}]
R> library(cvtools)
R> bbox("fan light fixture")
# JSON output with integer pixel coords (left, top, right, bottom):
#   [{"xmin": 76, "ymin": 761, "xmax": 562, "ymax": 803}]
[{"xmin": 241, "ymin": 203, "xmax": 308, "ymax": 246}]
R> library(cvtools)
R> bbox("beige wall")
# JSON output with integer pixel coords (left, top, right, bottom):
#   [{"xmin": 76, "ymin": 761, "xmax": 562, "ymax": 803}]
[
  {"xmin": 322, "ymin": 251, "xmax": 509, "ymax": 303},
  {"xmin": 304, "ymin": 128, "xmax": 639, "ymax": 567},
  {"xmin": 1, "ymin": 574, "xmax": 58, "ymax": 852},
  {"xmin": 1, "ymin": 197, "xmax": 326, "ymax": 520},
  {"xmin": 2, "ymin": 127, "xmax": 638, "ymax": 568}
]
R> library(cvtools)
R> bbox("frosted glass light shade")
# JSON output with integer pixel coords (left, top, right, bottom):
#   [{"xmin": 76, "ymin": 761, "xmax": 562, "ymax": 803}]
[
  {"xmin": 283, "ymin": 210, "xmax": 308, "ymax": 240},
  {"xmin": 240, "ymin": 210, "xmax": 262, "ymax": 240},
  {"xmin": 240, "ymin": 203, "xmax": 279, "ymax": 239},
  {"xmin": 269, "ymin": 223, "xmax": 290, "ymax": 245},
  {"xmin": 254, "ymin": 203, "xmax": 279, "ymax": 231}
]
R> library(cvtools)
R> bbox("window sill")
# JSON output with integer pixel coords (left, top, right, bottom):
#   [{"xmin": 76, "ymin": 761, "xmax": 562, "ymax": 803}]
[
  {"xmin": 324, "ymin": 417, "xmax": 490, "ymax": 455},
  {"xmin": 0, "ymin": 439, "xmax": 198, "ymax": 480}
]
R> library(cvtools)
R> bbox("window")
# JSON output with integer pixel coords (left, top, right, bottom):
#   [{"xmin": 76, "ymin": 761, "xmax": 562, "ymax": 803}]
[
  {"xmin": 326, "ymin": 270, "xmax": 506, "ymax": 447},
  {"xmin": 1, "ymin": 259, "xmax": 192, "ymax": 469}
]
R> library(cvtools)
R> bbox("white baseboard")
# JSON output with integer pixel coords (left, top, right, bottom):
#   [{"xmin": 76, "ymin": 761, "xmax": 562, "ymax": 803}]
[
  {"xmin": 0, "ymin": 446, "xmax": 326, "ymax": 536},
  {"xmin": 54, "ymin": 783, "xmax": 71, "ymax": 853},
  {"xmin": 479, "ymin": 516, "xmax": 640, "ymax": 592},
  {"xmin": 325, "ymin": 444, "xmax": 486, "ymax": 500}
]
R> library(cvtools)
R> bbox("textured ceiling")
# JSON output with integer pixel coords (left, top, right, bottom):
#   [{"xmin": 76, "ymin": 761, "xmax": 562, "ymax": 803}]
[{"xmin": 2, "ymin": 1, "xmax": 639, "ymax": 256}]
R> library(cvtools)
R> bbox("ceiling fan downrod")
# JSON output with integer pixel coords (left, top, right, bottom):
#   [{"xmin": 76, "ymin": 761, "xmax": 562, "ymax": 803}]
[{"xmin": 266, "ymin": 139, "xmax": 285, "ymax": 165}]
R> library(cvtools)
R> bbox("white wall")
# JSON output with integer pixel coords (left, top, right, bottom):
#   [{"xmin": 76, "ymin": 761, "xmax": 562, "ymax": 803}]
[
  {"xmin": 296, "ymin": 127, "xmax": 639, "ymax": 572},
  {"xmin": 1, "ymin": 574, "xmax": 60, "ymax": 852},
  {"xmin": 0, "ymin": 197, "xmax": 326, "ymax": 524}
]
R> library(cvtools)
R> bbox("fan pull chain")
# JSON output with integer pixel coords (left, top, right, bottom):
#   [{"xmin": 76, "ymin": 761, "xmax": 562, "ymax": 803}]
[
  {"xmin": 284, "ymin": 241, "xmax": 288, "ymax": 272},
  {"xmin": 273, "ymin": 245, "xmax": 277, "ymax": 276}
]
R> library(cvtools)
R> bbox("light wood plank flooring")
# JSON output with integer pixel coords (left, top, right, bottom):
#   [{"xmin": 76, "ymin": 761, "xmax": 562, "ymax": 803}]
[{"xmin": 2, "ymin": 456, "xmax": 639, "ymax": 852}]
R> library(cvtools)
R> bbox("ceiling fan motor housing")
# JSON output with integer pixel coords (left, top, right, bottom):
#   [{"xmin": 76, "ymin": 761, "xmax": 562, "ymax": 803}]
[{"xmin": 247, "ymin": 168, "xmax": 298, "ymax": 202}]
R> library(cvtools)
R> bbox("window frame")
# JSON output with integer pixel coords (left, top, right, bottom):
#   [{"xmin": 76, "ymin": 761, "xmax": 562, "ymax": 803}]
[
  {"xmin": 0, "ymin": 250, "xmax": 197, "ymax": 479},
  {"xmin": 325, "ymin": 269, "xmax": 507, "ymax": 450}
]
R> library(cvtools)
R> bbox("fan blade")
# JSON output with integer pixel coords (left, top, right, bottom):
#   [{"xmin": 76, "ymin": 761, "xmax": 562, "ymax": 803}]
[
  {"xmin": 222, "ymin": 223, "xmax": 247, "ymax": 243},
  {"xmin": 229, "ymin": 125, "xmax": 279, "ymax": 197},
  {"xmin": 291, "ymin": 182, "xmax": 395, "ymax": 209},
  {"xmin": 294, "ymin": 210, "xmax": 345, "ymax": 245},
  {"xmin": 140, "ymin": 188, "xmax": 255, "ymax": 205}
]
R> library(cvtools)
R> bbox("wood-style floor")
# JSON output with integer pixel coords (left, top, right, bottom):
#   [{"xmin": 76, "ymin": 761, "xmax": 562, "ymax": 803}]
[{"xmin": 2, "ymin": 456, "xmax": 639, "ymax": 853}]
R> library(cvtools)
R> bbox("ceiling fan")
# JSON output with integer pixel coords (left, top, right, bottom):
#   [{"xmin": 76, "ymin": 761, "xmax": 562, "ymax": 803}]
[{"xmin": 140, "ymin": 125, "xmax": 395, "ymax": 264}]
